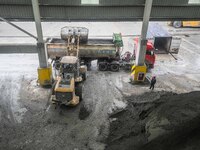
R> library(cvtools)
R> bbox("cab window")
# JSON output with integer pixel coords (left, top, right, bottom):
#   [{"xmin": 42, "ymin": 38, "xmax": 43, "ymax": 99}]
[{"xmin": 146, "ymin": 50, "xmax": 154, "ymax": 56}]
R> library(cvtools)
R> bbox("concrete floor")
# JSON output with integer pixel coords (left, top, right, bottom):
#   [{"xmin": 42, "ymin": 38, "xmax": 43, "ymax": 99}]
[{"xmin": 0, "ymin": 22, "xmax": 200, "ymax": 150}]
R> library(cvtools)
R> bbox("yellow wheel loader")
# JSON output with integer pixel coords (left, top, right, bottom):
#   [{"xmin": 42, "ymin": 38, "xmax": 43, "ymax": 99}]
[
  {"xmin": 51, "ymin": 56, "xmax": 87, "ymax": 106},
  {"xmin": 50, "ymin": 26, "xmax": 87, "ymax": 107}
]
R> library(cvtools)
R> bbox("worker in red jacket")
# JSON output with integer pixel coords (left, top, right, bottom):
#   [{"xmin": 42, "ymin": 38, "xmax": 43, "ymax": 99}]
[{"xmin": 150, "ymin": 76, "xmax": 156, "ymax": 90}]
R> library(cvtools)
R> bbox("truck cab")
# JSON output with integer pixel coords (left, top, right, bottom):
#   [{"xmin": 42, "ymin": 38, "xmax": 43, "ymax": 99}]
[{"xmin": 134, "ymin": 38, "xmax": 156, "ymax": 68}]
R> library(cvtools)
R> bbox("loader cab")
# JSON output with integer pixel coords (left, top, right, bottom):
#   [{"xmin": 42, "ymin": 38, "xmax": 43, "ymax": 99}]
[
  {"xmin": 59, "ymin": 56, "xmax": 87, "ymax": 82},
  {"xmin": 60, "ymin": 56, "xmax": 78, "ymax": 78}
]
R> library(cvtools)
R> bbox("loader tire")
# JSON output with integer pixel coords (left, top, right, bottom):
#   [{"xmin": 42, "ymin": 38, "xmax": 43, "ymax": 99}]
[
  {"xmin": 86, "ymin": 62, "xmax": 91, "ymax": 68},
  {"xmin": 82, "ymin": 72, "xmax": 87, "ymax": 81},
  {"xmin": 51, "ymin": 81, "xmax": 57, "ymax": 95},
  {"xmin": 75, "ymin": 83, "xmax": 83, "ymax": 101}
]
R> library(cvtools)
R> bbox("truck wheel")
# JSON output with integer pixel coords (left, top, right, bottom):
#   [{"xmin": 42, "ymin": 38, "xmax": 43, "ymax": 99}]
[
  {"xmin": 99, "ymin": 63, "xmax": 108, "ymax": 71},
  {"xmin": 173, "ymin": 21, "xmax": 182, "ymax": 28},
  {"xmin": 75, "ymin": 83, "xmax": 82, "ymax": 101},
  {"xmin": 111, "ymin": 64, "xmax": 120, "ymax": 72}
]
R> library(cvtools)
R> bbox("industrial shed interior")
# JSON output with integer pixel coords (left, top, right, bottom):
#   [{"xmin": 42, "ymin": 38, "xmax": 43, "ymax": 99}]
[{"xmin": 1, "ymin": 0, "xmax": 200, "ymax": 150}]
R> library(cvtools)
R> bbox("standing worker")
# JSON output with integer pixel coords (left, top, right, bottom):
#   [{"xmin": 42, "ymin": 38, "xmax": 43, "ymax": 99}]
[{"xmin": 150, "ymin": 76, "xmax": 156, "ymax": 90}]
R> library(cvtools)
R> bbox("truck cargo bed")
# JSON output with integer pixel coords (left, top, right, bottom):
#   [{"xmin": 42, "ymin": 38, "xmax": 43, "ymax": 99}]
[
  {"xmin": 46, "ymin": 38, "xmax": 114, "ymax": 45},
  {"xmin": 46, "ymin": 38, "xmax": 117, "ymax": 60}
]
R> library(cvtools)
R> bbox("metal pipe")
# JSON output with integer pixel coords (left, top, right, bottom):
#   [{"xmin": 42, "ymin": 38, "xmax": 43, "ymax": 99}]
[
  {"xmin": 135, "ymin": 0, "xmax": 153, "ymax": 66},
  {"xmin": 0, "ymin": 17, "xmax": 37, "ymax": 40}
]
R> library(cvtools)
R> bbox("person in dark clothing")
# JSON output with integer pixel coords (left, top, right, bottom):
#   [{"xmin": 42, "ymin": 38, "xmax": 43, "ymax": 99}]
[{"xmin": 150, "ymin": 76, "xmax": 156, "ymax": 90}]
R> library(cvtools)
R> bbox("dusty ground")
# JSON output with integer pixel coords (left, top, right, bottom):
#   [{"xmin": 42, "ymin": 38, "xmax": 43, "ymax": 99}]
[
  {"xmin": 1, "ymin": 22, "xmax": 200, "ymax": 150},
  {"xmin": 106, "ymin": 91, "xmax": 200, "ymax": 150},
  {"xmin": 0, "ymin": 61, "xmax": 127, "ymax": 150}
]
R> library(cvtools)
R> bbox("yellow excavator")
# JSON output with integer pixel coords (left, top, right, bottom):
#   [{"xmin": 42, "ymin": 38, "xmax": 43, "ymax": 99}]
[{"xmin": 50, "ymin": 27, "xmax": 87, "ymax": 106}]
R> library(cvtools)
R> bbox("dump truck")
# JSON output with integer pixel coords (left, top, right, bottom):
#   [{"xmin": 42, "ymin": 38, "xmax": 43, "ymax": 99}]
[
  {"xmin": 51, "ymin": 27, "xmax": 87, "ymax": 106},
  {"xmin": 47, "ymin": 33, "xmax": 123, "ymax": 72}
]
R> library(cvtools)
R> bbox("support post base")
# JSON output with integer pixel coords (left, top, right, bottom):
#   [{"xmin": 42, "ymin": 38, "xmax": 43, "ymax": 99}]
[
  {"xmin": 130, "ymin": 65, "xmax": 147, "ymax": 82},
  {"xmin": 37, "ymin": 66, "xmax": 52, "ymax": 86}
]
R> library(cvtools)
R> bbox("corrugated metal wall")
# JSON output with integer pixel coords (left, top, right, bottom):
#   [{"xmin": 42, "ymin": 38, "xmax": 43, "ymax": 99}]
[
  {"xmin": 189, "ymin": 0, "xmax": 200, "ymax": 3},
  {"xmin": 0, "ymin": 0, "xmax": 190, "ymax": 5},
  {"xmin": 0, "ymin": 0, "xmax": 200, "ymax": 21}
]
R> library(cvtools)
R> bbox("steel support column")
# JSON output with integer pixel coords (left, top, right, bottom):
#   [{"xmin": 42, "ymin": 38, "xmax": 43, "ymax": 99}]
[
  {"xmin": 31, "ymin": 0, "xmax": 48, "ymax": 68},
  {"xmin": 32, "ymin": 0, "xmax": 52, "ymax": 86},
  {"xmin": 130, "ymin": 0, "xmax": 153, "ymax": 82},
  {"xmin": 136, "ymin": 0, "xmax": 153, "ymax": 66}
]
